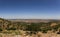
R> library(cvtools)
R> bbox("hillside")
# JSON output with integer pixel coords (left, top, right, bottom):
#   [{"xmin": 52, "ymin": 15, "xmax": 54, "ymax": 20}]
[{"xmin": 0, "ymin": 18, "xmax": 60, "ymax": 35}]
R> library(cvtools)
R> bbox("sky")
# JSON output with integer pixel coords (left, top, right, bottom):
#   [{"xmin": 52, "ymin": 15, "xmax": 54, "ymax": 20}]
[{"xmin": 0, "ymin": 0, "xmax": 60, "ymax": 19}]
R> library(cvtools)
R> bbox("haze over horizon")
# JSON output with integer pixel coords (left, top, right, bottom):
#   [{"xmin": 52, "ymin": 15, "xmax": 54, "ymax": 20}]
[{"xmin": 0, "ymin": 0, "xmax": 60, "ymax": 19}]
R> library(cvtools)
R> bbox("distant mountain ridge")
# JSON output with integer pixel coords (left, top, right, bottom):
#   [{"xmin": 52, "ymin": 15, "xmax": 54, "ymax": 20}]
[
  {"xmin": 0, "ymin": 18, "xmax": 60, "ymax": 23},
  {"xmin": 7, "ymin": 19, "xmax": 60, "ymax": 23}
]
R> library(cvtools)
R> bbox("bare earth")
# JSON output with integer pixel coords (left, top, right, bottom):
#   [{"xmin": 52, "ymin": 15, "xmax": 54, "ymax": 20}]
[{"xmin": 0, "ymin": 33, "xmax": 60, "ymax": 37}]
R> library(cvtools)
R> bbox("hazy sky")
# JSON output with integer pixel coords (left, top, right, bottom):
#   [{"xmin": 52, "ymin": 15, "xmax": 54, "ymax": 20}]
[{"xmin": 0, "ymin": 0, "xmax": 60, "ymax": 19}]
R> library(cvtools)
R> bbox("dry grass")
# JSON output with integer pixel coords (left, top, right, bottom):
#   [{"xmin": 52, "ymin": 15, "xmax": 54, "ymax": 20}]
[
  {"xmin": 0, "ymin": 30, "xmax": 60, "ymax": 37},
  {"xmin": 0, "ymin": 32, "xmax": 60, "ymax": 37}
]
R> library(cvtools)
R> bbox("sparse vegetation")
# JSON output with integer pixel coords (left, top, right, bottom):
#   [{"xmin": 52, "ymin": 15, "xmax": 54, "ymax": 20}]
[{"xmin": 0, "ymin": 18, "xmax": 60, "ymax": 37}]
